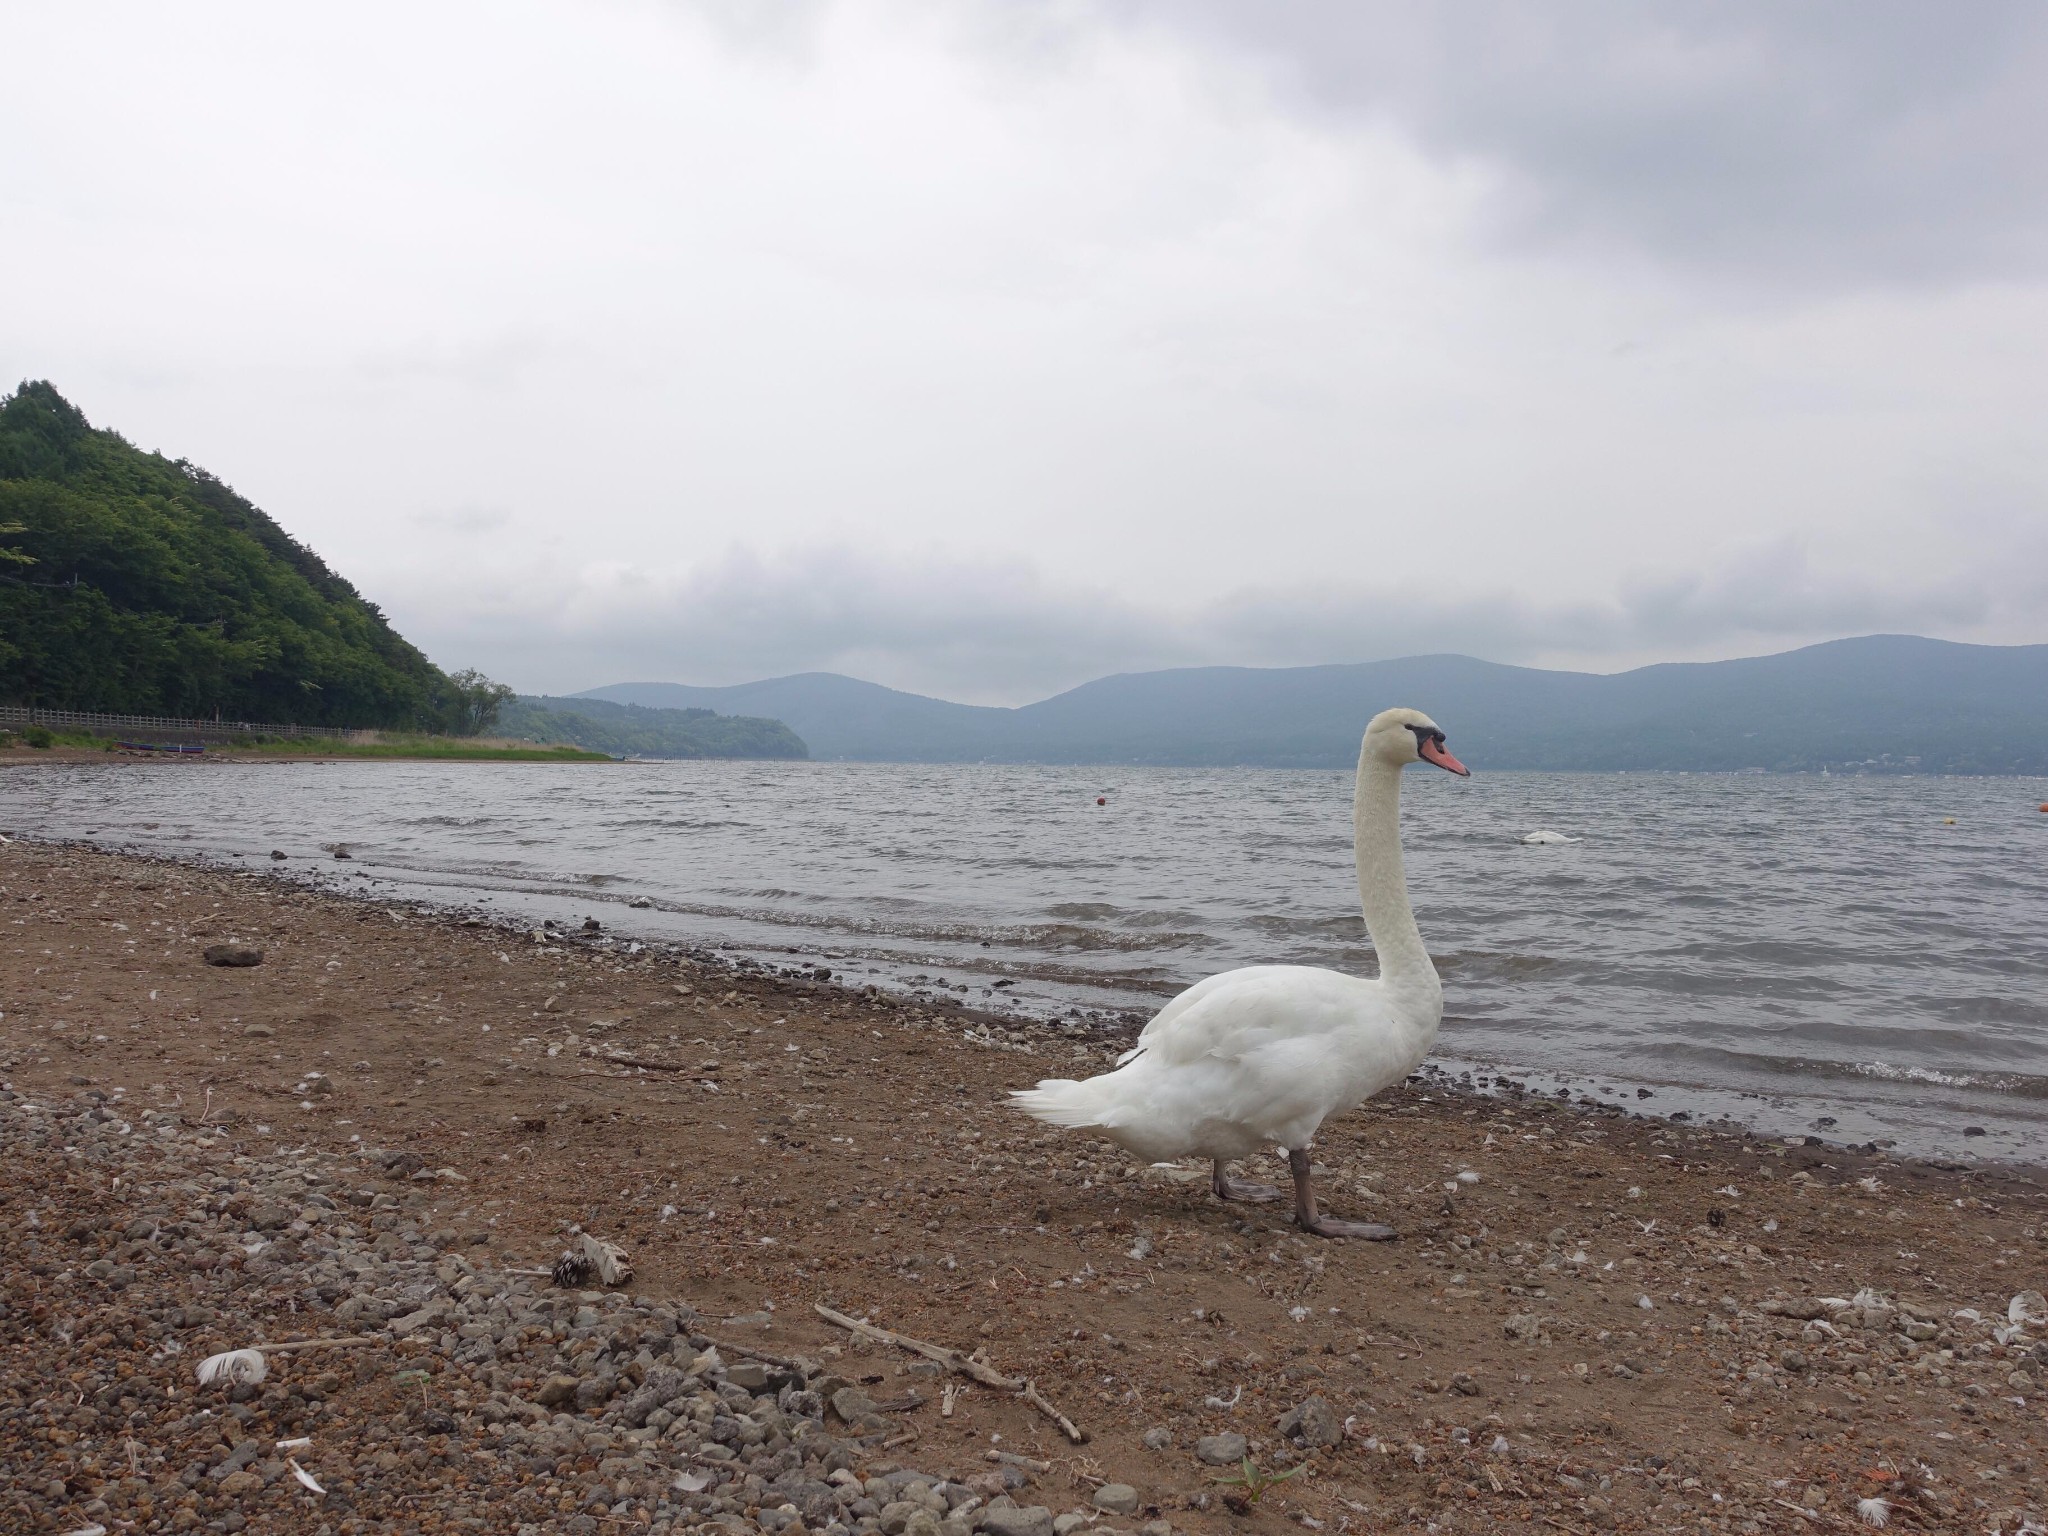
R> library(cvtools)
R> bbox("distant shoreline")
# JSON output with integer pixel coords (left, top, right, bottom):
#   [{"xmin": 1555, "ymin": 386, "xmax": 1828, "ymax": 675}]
[{"xmin": 0, "ymin": 744, "xmax": 612, "ymax": 766}]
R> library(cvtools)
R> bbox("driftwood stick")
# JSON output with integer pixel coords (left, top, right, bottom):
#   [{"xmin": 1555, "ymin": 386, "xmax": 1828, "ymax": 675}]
[
  {"xmin": 249, "ymin": 1336, "xmax": 386, "ymax": 1353},
  {"xmin": 1021, "ymin": 1378, "xmax": 1088, "ymax": 1444},
  {"xmin": 585, "ymin": 1050, "xmax": 699, "ymax": 1073},
  {"xmin": 814, "ymin": 1304, "xmax": 1019, "ymax": 1389},
  {"xmin": 812, "ymin": 1304, "xmax": 1089, "ymax": 1443},
  {"xmin": 696, "ymin": 1336, "xmax": 806, "ymax": 1371}
]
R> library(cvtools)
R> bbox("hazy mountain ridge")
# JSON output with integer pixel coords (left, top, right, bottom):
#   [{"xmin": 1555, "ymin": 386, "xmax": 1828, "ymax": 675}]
[{"xmin": 582, "ymin": 636, "xmax": 2048, "ymax": 772}]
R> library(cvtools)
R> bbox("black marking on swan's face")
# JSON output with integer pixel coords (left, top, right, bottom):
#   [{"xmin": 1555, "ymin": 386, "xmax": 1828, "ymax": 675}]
[{"xmin": 1406, "ymin": 723, "xmax": 1471, "ymax": 776}]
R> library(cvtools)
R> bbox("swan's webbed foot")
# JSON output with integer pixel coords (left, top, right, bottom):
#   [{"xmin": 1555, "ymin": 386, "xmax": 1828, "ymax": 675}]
[
  {"xmin": 1211, "ymin": 1159, "xmax": 1283, "ymax": 1203},
  {"xmin": 1288, "ymin": 1146, "xmax": 1396, "ymax": 1241}
]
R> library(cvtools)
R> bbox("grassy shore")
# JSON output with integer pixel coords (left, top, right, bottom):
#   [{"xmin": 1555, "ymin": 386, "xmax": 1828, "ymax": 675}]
[
  {"xmin": 0, "ymin": 727, "xmax": 609, "ymax": 761},
  {"xmin": 233, "ymin": 734, "xmax": 609, "ymax": 761},
  {"xmin": 1, "ymin": 838, "xmax": 2043, "ymax": 1534}
]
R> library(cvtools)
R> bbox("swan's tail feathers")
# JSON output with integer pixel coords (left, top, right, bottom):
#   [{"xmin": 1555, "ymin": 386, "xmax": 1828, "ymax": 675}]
[{"xmin": 1010, "ymin": 1078, "xmax": 1118, "ymax": 1130}]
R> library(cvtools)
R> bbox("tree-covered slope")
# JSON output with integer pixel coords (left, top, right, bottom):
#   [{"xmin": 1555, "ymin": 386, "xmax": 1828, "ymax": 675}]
[
  {"xmin": 0, "ymin": 381, "xmax": 459, "ymax": 728},
  {"xmin": 499, "ymin": 695, "xmax": 807, "ymax": 759}
]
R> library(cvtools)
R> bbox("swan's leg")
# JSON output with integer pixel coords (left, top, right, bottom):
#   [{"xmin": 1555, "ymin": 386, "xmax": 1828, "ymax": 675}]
[
  {"xmin": 1211, "ymin": 1158, "xmax": 1283, "ymax": 1203},
  {"xmin": 1289, "ymin": 1147, "xmax": 1395, "ymax": 1240}
]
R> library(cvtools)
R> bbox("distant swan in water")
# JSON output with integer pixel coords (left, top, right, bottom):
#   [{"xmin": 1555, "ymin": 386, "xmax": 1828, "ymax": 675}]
[
  {"xmin": 1011, "ymin": 707, "xmax": 1470, "ymax": 1239},
  {"xmin": 1521, "ymin": 830, "xmax": 1581, "ymax": 844}
]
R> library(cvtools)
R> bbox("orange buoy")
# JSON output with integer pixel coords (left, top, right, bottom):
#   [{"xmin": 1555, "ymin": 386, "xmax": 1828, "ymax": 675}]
[{"xmin": 2039, "ymin": 802, "xmax": 2048, "ymax": 813}]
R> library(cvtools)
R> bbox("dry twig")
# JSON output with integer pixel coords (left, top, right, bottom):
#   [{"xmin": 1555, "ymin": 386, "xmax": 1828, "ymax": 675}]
[
  {"xmin": 814, "ymin": 1304, "xmax": 1016, "ymax": 1387},
  {"xmin": 815, "ymin": 1304, "xmax": 1088, "ymax": 1442},
  {"xmin": 1021, "ymin": 1379, "xmax": 1086, "ymax": 1445}
]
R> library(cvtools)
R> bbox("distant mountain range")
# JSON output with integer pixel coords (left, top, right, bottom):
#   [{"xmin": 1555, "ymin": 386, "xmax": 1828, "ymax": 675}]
[{"xmin": 579, "ymin": 635, "xmax": 2048, "ymax": 773}]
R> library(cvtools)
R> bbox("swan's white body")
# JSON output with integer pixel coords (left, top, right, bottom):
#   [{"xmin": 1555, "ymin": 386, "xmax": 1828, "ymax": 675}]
[
  {"xmin": 1521, "ymin": 830, "xmax": 1580, "ymax": 845},
  {"xmin": 1012, "ymin": 708, "xmax": 1460, "ymax": 1180}
]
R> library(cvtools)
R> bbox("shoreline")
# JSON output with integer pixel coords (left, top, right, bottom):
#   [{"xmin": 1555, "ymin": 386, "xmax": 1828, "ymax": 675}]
[
  {"xmin": 19, "ymin": 832, "xmax": 2044, "ymax": 1178},
  {"xmin": 1, "ymin": 745, "xmax": 612, "ymax": 766},
  {"xmin": 3, "ymin": 835, "xmax": 2045, "ymax": 1532},
  {"xmin": 8, "ymin": 790, "xmax": 2039, "ymax": 1166}
]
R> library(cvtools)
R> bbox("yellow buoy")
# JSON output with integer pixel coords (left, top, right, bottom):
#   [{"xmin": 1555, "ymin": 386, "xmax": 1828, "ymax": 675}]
[{"xmin": 1944, "ymin": 817, "xmax": 1956, "ymax": 825}]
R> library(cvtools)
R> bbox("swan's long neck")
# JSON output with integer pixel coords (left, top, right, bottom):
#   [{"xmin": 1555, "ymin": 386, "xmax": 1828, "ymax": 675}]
[{"xmin": 1353, "ymin": 750, "xmax": 1440, "ymax": 1010}]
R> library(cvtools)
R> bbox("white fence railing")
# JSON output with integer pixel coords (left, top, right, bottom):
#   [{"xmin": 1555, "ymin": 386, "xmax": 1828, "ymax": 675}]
[{"xmin": 0, "ymin": 704, "xmax": 376, "ymax": 743}]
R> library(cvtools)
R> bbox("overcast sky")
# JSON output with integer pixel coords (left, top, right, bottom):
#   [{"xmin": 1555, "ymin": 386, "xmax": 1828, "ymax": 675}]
[{"xmin": 6, "ymin": 1, "xmax": 2046, "ymax": 702}]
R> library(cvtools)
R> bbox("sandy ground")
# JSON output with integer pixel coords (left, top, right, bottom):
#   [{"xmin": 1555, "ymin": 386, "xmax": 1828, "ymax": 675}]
[{"xmin": 3, "ymin": 836, "xmax": 2045, "ymax": 1534}]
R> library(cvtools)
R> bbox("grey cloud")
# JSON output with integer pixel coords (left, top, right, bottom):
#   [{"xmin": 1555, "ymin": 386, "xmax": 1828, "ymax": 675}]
[
  {"xmin": 1114, "ymin": 0, "xmax": 2048, "ymax": 289},
  {"xmin": 408, "ymin": 506, "xmax": 514, "ymax": 534},
  {"xmin": 389, "ymin": 538, "xmax": 2027, "ymax": 705}
]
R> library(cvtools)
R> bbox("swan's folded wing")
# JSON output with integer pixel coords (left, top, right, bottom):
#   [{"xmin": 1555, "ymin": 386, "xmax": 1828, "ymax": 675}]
[
  {"xmin": 1127, "ymin": 965, "xmax": 1303, "ymax": 1062},
  {"xmin": 1132, "ymin": 968, "xmax": 1371, "ymax": 1069}
]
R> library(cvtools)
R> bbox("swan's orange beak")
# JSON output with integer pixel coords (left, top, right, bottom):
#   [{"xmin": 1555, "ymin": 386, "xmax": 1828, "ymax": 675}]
[{"xmin": 1419, "ymin": 737, "xmax": 1470, "ymax": 776}]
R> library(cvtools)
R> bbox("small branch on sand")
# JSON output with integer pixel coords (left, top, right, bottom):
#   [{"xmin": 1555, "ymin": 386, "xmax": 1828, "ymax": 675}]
[
  {"xmin": 814, "ymin": 1304, "xmax": 1018, "ymax": 1388},
  {"xmin": 1021, "ymin": 1380, "xmax": 1086, "ymax": 1445},
  {"xmin": 814, "ymin": 1303, "xmax": 1089, "ymax": 1443},
  {"xmin": 986, "ymin": 1450, "xmax": 1053, "ymax": 1473},
  {"xmin": 698, "ymin": 1336, "xmax": 807, "ymax": 1371},
  {"xmin": 248, "ymin": 1336, "xmax": 385, "ymax": 1353},
  {"xmin": 582, "ymin": 1049, "xmax": 695, "ymax": 1073}
]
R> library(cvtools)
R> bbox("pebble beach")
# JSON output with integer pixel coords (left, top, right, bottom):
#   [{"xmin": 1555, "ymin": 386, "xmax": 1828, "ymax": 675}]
[{"xmin": 3, "ymin": 837, "xmax": 2046, "ymax": 1535}]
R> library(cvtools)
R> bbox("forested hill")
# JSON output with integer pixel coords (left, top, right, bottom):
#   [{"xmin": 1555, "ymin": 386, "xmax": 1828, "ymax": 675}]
[
  {"xmin": 0, "ymin": 381, "xmax": 459, "ymax": 728},
  {"xmin": 499, "ymin": 695, "xmax": 807, "ymax": 759}
]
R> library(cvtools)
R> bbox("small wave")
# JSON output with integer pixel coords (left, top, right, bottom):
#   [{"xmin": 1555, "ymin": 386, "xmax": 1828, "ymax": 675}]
[
  {"xmin": 1850, "ymin": 1060, "xmax": 2048, "ymax": 1097},
  {"xmin": 1248, "ymin": 913, "xmax": 1364, "ymax": 939},
  {"xmin": 608, "ymin": 817, "xmax": 760, "ymax": 831},
  {"xmin": 1673, "ymin": 1044, "xmax": 2048, "ymax": 1101},
  {"xmin": 1015, "ymin": 922, "xmax": 1215, "ymax": 954}
]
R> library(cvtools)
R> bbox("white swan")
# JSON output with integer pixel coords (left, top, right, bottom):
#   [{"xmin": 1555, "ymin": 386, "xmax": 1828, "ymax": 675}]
[
  {"xmin": 1012, "ymin": 707, "xmax": 1470, "ymax": 1238},
  {"xmin": 1520, "ymin": 830, "xmax": 1580, "ymax": 845}
]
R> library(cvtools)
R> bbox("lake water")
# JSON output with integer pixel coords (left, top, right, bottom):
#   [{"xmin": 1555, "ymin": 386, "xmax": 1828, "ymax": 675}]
[{"xmin": 7, "ymin": 759, "xmax": 2046, "ymax": 1162}]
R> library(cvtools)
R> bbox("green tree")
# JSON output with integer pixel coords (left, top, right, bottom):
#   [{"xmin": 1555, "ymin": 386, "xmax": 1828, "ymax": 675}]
[
  {"xmin": 0, "ymin": 381, "xmax": 460, "ymax": 727},
  {"xmin": 444, "ymin": 669, "xmax": 515, "ymax": 736}
]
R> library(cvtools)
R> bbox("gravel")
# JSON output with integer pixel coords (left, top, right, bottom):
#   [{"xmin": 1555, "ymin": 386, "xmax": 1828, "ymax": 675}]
[{"xmin": 0, "ymin": 1086, "xmax": 1149, "ymax": 1536}]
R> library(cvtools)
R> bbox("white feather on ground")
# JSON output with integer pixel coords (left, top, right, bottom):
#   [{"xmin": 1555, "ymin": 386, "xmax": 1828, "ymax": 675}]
[
  {"xmin": 195, "ymin": 1348, "xmax": 267, "ymax": 1386},
  {"xmin": 554, "ymin": 1231, "xmax": 635, "ymax": 1288}
]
